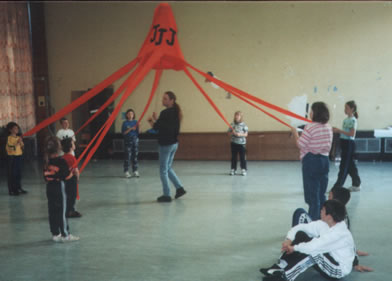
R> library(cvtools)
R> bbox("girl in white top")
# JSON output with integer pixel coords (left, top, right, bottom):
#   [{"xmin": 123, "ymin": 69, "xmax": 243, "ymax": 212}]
[{"xmin": 332, "ymin": 101, "xmax": 361, "ymax": 192}]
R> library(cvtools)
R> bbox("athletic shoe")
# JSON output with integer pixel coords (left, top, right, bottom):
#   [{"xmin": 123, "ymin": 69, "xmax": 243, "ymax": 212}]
[
  {"xmin": 241, "ymin": 169, "xmax": 247, "ymax": 176},
  {"xmin": 260, "ymin": 264, "xmax": 282, "ymax": 276},
  {"xmin": 52, "ymin": 234, "xmax": 62, "ymax": 242},
  {"xmin": 157, "ymin": 195, "xmax": 172, "ymax": 203},
  {"xmin": 133, "ymin": 171, "xmax": 140, "ymax": 177},
  {"xmin": 62, "ymin": 234, "xmax": 80, "ymax": 242},
  {"xmin": 175, "ymin": 187, "xmax": 186, "ymax": 199},
  {"xmin": 18, "ymin": 188, "xmax": 28, "ymax": 194},
  {"xmin": 67, "ymin": 211, "xmax": 82, "ymax": 218},
  {"xmin": 349, "ymin": 185, "xmax": 361, "ymax": 192},
  {"xmin": 125, "ymin": 171, "xmax": 131, "ymax": 178},
  {"xmin": 229, "ymin": 169, "xmax": 235, "ymax": 176},
  {"xmin": 262, "ymin": 273, "xmax": 286, "ymax": 281}
]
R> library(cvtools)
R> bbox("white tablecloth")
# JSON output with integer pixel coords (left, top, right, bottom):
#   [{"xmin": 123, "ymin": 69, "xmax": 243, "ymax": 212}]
[{"xmin": 374, "ymin": 129, "xmax": 392, "ymax": 138}]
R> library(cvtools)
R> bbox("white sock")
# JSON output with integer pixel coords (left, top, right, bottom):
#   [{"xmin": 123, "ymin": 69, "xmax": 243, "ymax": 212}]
[{"xmin": 277, "ymin": 259, "xmax": 288, "ymax": 269}]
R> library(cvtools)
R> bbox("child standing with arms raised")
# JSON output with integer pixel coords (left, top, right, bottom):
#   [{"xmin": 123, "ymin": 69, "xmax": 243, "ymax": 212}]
[
  {"xmin": 332, "ymin": 101, "xmax": 361, "ymax": 192},
  {"xmin": 228, "ymin": 111, "xmax": 248, "ymax": 176},
  {"xmin": 6, "ymin": 122, "xmax": 27, "ymax": 195},
  {"xmin": 43, "ymin": 136, "xmax": 79, "ymax": 242},
  {"xmin": 122, "ymin": 109, "xmax": 139, "ymax": 178}
]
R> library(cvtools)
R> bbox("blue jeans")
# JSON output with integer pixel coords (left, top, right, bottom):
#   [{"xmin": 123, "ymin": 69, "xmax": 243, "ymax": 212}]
[
  {"xmin": 302, "ymin": 153, "xmax": 329, "ymax": 220},
  {"xmin": 159, "ymin": 143, "xmax": 183, "ymax": 196},
  {"xmin": 292, "ymin": 208, "xmax": 312, "ymax": 227}
]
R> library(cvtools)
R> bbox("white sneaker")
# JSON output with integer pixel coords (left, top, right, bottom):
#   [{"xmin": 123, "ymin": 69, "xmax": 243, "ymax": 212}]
[
  {"xmin": 52, "ymin": 234, "xmax": 62, "ymax": 242},
  {"xmin": 133, "ymin": 171, "xmax": 140, "ymax": 177},
  {"xmin": 125, "ymin": 171, "xmax": 131, "ymax": 178},
  {"xmin": 229, "ymin": 169, "xmax": 235, "ymax": 176},
  {"xmin": 241, "ymin": 169, "xmax": 247, "ymax": 176},
  {"xmin": 62, "ymin": 234, "xmax": 80, "ymax": 242},
  {"xmin": 349, "ymin": 185, "xmax": 361, "ymax": 192}
]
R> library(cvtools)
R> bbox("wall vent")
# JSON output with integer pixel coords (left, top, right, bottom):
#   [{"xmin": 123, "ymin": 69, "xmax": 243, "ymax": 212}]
[
  {"xmin": 355, "ymin": 138, "xmax": 381, "ymax": 153},
  {"xmin": 385, "ymin": 139, "xmax": 392, "ymax": 153}
]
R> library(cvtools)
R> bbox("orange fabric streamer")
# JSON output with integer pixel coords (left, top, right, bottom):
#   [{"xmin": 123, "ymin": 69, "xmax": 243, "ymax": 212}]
[
  {"xmin": 137, "ymin": 69, "xmax": 163, "ymax": 126},
  {"xmin": 185, "ymin": 63, "xmax": 311, "ymax": 126},
  {"xmin": 75, "ymin": 63, "xmax": 141, "ymax": 135},
  {"xmin": 184, "ymin": 68, "xmax": 232, "ymax": 129},
  {"xmin": 26, "ymin": 2, "xmax": 312, "ymax": 181},
  {"xmin": 80, "ymin": 52, "xmax": 161, "ymax": 173},
  {"xmin": 23, "ymin": 58, "xmax": 138, "ymax": 137}
]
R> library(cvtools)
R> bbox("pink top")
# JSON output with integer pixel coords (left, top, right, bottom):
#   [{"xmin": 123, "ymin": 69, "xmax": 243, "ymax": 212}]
[{"xmin": 298, "ymin": 122, "xmax": 333, "ymax": 160}]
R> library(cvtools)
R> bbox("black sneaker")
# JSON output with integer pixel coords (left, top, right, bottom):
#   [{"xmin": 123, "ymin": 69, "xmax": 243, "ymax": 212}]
[
  {"xmin": 157, "ymin": 195, "xmax": 172, "ymax": 203},
  {"xmin": 261, "ymin": 270, "xmax": 286, "ymax": 281},
  {"xmin": 263, "ymin": 274, "xmax": 286, "ymax": 281},
  {"xmin": 260, "ymin": 264, "xmax": 282, "ymax": 276},
  {"xmin": 18, "ymin": 188, "xmax": 28, "ymax": 194},
  {"xmin": 175, "ymin": 187, "xmax": 186, "ymax": 199},
  {"xmin": 67, "ymin": 211, "xmax": 82, "ymax": 218},
  {"xmin": 9, "ymin": 191, "xmax": 20, "ymax": 196}
]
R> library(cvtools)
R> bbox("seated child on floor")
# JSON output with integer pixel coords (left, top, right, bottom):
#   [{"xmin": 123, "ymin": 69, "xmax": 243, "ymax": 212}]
[
  {"xmin": 260, "ymin": 200, "xmax": 355, "ymax": 281},
  {"xmin": 291, "ymin": 187, "xmax": 373, "ymax": 272}
]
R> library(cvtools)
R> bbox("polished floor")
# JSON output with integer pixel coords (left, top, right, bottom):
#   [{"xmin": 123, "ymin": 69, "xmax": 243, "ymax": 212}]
[{"xmin": 0, "ymin": 159, "xmax": 391, "ymax": 281}]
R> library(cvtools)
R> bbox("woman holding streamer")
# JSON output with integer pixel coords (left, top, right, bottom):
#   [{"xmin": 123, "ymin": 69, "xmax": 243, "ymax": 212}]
[
  {"xmin": 332, "ymin": 101, "xmax": 361, "ymax": 192},
  {"xmin": 291, "ymin": 102, "xmax": 333, "ymax": 221},
  {"xmin": 148, "ymin": 91, "xmax": 186, "ymax": 203}
]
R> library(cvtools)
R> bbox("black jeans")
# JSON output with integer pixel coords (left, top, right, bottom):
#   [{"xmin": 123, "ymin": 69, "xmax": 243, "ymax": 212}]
[
  {"xmin": 65, "ymin": 176, "xmax": 77, "ymax": 214},
  {"xmin": 231, "ymin": 143, "xmax": 247, "ymax": 170},
  {"xmin": 333, "ymin": 139, "xmax": 361, "ymax": 188},
  {"xmin": 7, "ymin": 155, "xmax": 23, "ymax": 194},
  {"xmin": 47, "ymin": 182, "xmax": 69, "ymax": 237}
]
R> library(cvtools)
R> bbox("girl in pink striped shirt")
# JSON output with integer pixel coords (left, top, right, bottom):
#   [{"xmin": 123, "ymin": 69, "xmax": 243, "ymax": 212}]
[{"xmin": 291, "ymin": 102, "xmax": 333, "ymax": 220}]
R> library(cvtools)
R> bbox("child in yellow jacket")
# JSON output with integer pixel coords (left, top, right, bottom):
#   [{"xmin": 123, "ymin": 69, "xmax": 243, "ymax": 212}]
[{"xmin": 6, "ymin": 122, "xmax": 27, "ymax": 196}]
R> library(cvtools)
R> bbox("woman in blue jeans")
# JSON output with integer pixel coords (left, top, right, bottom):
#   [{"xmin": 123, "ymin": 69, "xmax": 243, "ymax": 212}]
[
  {"xmin": 290, "ymin": 102, "xmax": 333, "ymax": 220},
  {"xmin": 148, "ymin": 91, "xmax": 186, "ymax": 203}
]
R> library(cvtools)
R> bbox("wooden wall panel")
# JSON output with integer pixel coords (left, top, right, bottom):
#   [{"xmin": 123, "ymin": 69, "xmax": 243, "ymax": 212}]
[
  {"xmin": 176, "ymin": 132, "xmax": 299, "ymax": 161},
  {"xmin": 29, "ymin": 2, "xmax": 51, "ymax": 153}
]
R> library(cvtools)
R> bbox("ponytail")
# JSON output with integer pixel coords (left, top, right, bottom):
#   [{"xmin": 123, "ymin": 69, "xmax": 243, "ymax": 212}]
[
  {"xmin": 165, "ymin": 91, "xmax": 182, "ymax": 122},
  {"xmin": 346, "ymin": 100, "xmax": 358, "ymax": 119}
]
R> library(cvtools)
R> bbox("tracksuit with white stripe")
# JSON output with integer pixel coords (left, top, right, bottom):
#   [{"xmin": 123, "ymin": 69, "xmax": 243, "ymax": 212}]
[
  {"xmin": 281, "ymin": 220, "xmax": 355, "ymax": 280},
  {"xmin": 44, "ymin": 157, "xmax": 72, "ymax": 237}
]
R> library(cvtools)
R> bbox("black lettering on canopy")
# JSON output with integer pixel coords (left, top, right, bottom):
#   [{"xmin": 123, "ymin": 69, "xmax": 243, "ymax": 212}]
[
  {"xmin": 166, "ymin": 28, "xmax": 176, "ymax": 46},
  {"xmin": 150, "ymin": 24, "xmax": 160, "ymax": 43},
  {"xmin": 150, "ymin": 25, "xmax": 176, "ymax": 46},
  {"xmin": 155, "ymin": 28, "xmax": 167, "ymax": 45}
]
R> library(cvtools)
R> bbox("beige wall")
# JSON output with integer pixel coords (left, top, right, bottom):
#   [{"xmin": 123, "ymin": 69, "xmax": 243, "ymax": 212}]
[{"xmin": 45, "ymin": 1, "xmax": 392, "ymax": 133}]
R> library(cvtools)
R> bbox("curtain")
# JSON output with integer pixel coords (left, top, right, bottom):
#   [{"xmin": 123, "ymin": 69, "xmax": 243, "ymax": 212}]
[{"xmin": 0, "ymin": 2, "xmax": 35, "ymax": 134}]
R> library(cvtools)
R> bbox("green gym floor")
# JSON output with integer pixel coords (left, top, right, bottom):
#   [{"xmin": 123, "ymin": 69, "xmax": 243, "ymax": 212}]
[{"xmin": 0, "ymin": 159, "xmax": 390, "ymax": 281}]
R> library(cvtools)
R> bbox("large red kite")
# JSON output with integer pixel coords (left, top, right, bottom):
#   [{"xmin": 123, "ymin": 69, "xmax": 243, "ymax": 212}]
[{"xmin": 24, "ymin": 3, "xmax": 310, "ymax": 173}]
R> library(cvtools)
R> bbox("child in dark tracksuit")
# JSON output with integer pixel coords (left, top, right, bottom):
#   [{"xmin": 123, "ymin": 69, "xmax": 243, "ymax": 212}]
[
  {"xmin": 260, "ymin": 200, "xmax": 355, "ymax": 281},
  {"xmin": 44, "ymin": 136, "xmax": 79, "ymax": 242},
  {"xmin": 61, "ymin": 138, "xmax": 82, "ymax": 218}
]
